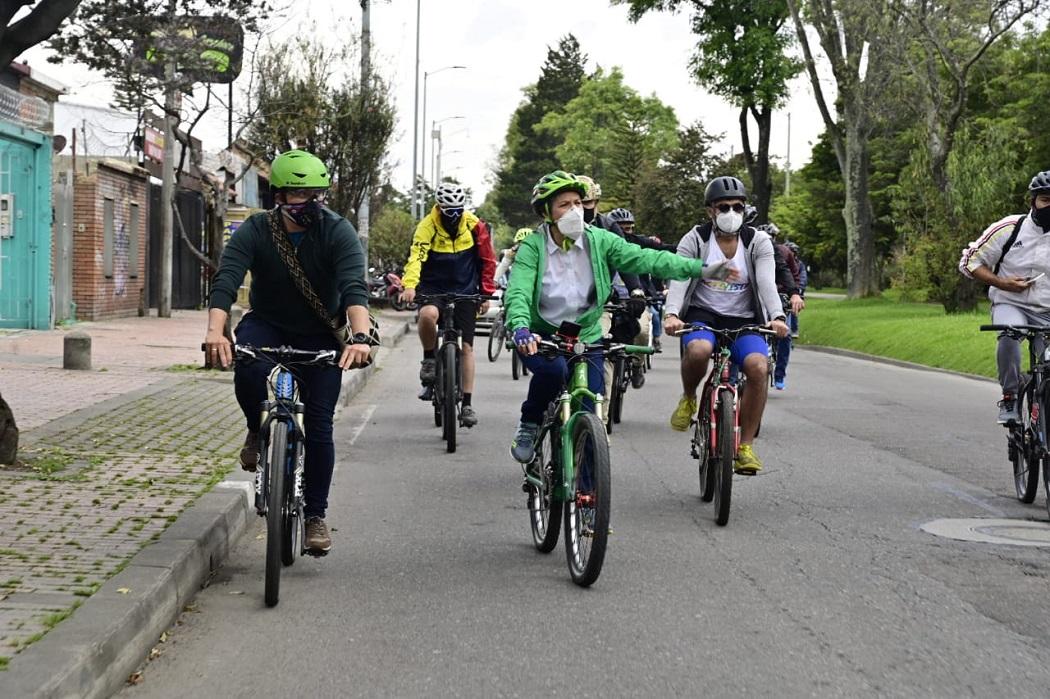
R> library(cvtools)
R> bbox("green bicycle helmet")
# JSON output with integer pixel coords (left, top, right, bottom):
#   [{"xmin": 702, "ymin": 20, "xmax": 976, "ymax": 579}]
[
  {"xmin": 513, "ymin": 227, "xmax": 534, "ymax": 244},
  {"xmin": 270, "ymin": 149, "xmax": 330, "ymax": 190},
  {"xmin": 530, "ymin": 170, "xmax": 588, "ymax": 219}
]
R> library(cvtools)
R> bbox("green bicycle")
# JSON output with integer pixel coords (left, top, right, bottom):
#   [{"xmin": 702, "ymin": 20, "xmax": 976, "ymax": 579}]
[{"xmin": 521, "ymin": 321, "xmax": 654, "ymax": 586}]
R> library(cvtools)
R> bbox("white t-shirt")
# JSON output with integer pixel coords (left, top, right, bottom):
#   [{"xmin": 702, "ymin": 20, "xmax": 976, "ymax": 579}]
[
  {"xmin": 691, "ymin": 237, "xmax": 752, "ymax": 317},
  {"xmin": 539, "ymin": 232, "xmax": 596, "ymax": 327}
]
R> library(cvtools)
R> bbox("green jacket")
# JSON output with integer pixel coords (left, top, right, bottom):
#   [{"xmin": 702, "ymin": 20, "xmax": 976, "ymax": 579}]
[{"xmin": 504, "ymin": 224, "xmax": 704, "ymax": 342}]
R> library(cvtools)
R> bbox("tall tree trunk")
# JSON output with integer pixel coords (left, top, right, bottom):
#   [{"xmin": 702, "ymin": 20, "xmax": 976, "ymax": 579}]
[
  {"xmin": 843, "ymin": 116, "xmax": 879, "ymax": 297},
  {"xmin": 739, "ymin": 105, "xmax": 774, "ymax": 223}
]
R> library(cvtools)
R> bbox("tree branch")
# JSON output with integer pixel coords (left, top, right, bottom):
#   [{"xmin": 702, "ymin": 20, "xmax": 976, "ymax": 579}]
[
  {"xmin": 0, "ymin": 0, "xmax": 81, "ymax": 69},
  {"xmin": 785, "ymin": 0, "xmax": 844, "ymax": 166}
]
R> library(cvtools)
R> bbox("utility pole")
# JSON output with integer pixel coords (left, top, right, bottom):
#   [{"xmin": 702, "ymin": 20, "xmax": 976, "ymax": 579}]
[
  {"xmin": 158, "ymin": 0, "xmax": 177, "ymax": 318},
  {"xmin": 358, "ymin": 0, "xmax": 371, "ymax": 269},
  {"xmin": 410, "ymin": 0, "xmax": 421, "ymax": 219},
  {"xmin": 785, "ymin": 112, "xmax": 792, "ymax": 198}
]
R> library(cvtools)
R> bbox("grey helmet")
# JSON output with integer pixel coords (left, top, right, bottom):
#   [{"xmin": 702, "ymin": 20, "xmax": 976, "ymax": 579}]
[
  {"xmin": 744, "ymin": 205, "xmax": 759, "ymax": 224},
  {"xmin": 608, "ymin": 207, "xmax": 635, "ymax": 224},
  {"xmin": 704, "ymin": 176, "xmax": 748, "ymax": 204},
  {"xmin": 1029, "ymin": 170, "xmax": 1050, "ymax": 195}
]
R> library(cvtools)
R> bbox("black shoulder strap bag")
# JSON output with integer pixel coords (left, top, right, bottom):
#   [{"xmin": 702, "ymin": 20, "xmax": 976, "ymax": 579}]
[{"xmin": 268, "ymin": 209, "xmax": 380, "ymax": 365}]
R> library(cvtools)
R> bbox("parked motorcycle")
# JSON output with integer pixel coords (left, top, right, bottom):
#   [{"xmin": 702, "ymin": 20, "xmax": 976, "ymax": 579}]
[{"xmin": 368, "ymin": 268, "xmax": 410, "ymax": 311}]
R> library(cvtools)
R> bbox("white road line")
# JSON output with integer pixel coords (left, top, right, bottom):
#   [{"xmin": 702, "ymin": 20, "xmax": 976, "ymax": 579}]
[
  {"xmin": 929, "ymin": 482, "xmax": 1006, "ymax": 517},
  {"xmin": 348, "ymin": 404, "xmax": 377, "ymax": 446}
]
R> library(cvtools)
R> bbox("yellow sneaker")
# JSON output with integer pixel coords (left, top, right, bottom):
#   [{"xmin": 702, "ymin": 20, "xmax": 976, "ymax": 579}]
[
  {"xmin": 734, "ymin": 443, "xmax": 763, "ymax": 475},
  {"xmin": 670, "ymin": 395, "xmax": 698, "ymax": 431}
]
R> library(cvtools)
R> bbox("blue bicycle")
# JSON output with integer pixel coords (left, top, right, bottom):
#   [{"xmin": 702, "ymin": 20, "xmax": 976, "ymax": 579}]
[{"xmin": 235, "ymin": 344, "xmax": 338, "ymax": 607}]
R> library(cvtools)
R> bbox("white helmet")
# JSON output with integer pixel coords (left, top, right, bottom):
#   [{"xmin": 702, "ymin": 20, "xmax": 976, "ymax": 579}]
[{"xmin": 435, "ymin": 182, "xmax": 466, "ymax": 209}]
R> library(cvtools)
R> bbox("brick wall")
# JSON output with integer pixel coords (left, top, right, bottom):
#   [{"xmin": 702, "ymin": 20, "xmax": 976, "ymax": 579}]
[{"xmin": 72, "ymin": 164, "xmax": 149, "ymax": 320}]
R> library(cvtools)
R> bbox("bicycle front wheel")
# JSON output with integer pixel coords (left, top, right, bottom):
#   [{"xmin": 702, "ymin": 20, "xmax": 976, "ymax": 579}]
[
  {"xmin": 265, "ymin": 421, "xmax": 288, "ymax": 607},
  {"xmin": 1015, "ymin": 384, "xmax": 1040, "ymax": 503},
  {"xmin": 564, "ymin": 412, "xmax": 611, "ymax": 587},
  {"xmin": 713, "ymin": 388, "xmax": 735, "ymax": 526},
  {"xmin": 281, "ymin": 441, "xmax": 302, "ymax": 566},
  {"xmin": 512, "ymin": 349, "xmax": 521, "ymax": 380},
  {"xmin": 442, "ymin": 343, "xmax": 458, "ymax": 453},
  {"xmin": 527, "ymin": 420, "xmax": 562, "ymax": 552},
  {"xmin": 609, "ymin": 357, "xmax": 625, "ymax": 426},
  {"xmin": 488, "ymin": 323, "xmax": 505, "ymax": 362}
]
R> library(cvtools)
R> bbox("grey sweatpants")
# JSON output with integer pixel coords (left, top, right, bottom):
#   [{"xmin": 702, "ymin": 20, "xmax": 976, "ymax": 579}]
[{"xmin": 992, "ymin": 303, "xmax": 1050, "ymax": 396}]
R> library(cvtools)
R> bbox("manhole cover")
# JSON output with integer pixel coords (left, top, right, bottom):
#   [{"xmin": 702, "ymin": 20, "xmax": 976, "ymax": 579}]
[{"xmin": 921, "ymin": 518, "xmax": 1050, "ymax": 547}]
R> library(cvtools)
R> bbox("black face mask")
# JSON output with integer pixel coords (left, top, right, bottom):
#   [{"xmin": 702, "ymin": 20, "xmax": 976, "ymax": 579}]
[
  {"xmin": 281, "ymin": 199, "xmax": 321, "ymax": 228},
  {"xmin": 1034, "ymin": 205, "xmax": 1050, "ymax": 232},
  {"xmin": 440, "ymin": 212, "xmax": 462, "ymax": 235},
  {"xmin": 583, "ymin": 206, "xmax": 596, "ymax": 224}
]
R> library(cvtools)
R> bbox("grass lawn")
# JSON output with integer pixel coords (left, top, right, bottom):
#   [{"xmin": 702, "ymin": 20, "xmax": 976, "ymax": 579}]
[{"xmin": 799, "ymin": 294, "xmax": 998, "ymax": 379}]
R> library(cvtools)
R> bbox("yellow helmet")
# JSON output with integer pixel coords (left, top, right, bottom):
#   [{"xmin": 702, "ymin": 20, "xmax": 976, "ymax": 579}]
[{"xmin": 513, "ymin": 227, "xmax": 534, "ymax": 244}]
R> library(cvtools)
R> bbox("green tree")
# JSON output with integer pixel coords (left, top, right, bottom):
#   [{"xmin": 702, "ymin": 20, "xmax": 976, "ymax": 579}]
[
  {"xmin": 368, "ymin": 206, "xmax": 416, "ymax": 272},
  {"xmin": 537, "ymin": 66, "xmax": 678, "ymax": 206},
  {"xmin": 490, "ymin": 34, "xmax": 587, "ymax": 227},
  {"xmin": 616, "ymin": 0, "xmax": 801, "ymax": 223},
  {"xmin": 631, "ymin": 120, "xmax": 725, "ymax": 244},
  {"xmin": 244, "ymin": 35, "xmax": 395, "ymax": 229}
]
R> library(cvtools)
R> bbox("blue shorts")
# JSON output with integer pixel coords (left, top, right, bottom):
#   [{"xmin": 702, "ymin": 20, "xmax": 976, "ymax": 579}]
[{"xmin": 680, "ymin": 311, "xmax": 768, "ymax": 366}]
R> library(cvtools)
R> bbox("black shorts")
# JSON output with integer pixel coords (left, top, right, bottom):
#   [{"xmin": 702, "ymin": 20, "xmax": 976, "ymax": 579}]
[{"xmin": 426, "ymin": 300, "xmax": 478, "ymax": 346}]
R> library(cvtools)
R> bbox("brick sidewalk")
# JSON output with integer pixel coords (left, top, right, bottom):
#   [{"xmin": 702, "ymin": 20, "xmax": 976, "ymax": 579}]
[{"xmin": 0, "ymin": 308, "xmax": 409, "ymax": 669}]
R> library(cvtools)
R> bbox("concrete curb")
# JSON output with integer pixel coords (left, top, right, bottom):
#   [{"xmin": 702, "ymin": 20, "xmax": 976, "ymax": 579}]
[
  {"xmin": 0, "ymin": 316, "xmax": 413, "ymax": 698},
  {"xmin": 800, "ymin": 344, "xmax": 996, "ymax": 384}
]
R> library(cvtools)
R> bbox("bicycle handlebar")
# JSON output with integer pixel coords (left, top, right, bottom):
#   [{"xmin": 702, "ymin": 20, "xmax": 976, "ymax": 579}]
[
  {"xmin": 671, "ymin": 323, "xmax": 776, "ymax": 338},
  {"xmin": 534, "ymin": 337, "xmax": 655, "ymax": 358},
  {"xmin": 980, "ymin": 324, "xmax": 1050, "ymax": 336},
  {"xmin": 416, "ymin": 293, "xmax": 498, "ymax": 306},
  {"xmin": 228, "ymin": 344, "xmax": 339, "ymax": 366}
]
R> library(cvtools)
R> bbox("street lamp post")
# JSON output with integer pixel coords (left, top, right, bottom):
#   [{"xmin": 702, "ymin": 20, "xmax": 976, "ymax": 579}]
[
  {"xmin": 430, "ymin": 116, "xmax": 465, "ymax": 192},
  {"xmin": 419, "ymin": 65, "xmax": 466, "ymax": 217},
  {"xmin": 437, "ymin": 149, "xmax": 463, "ymax": 187}
]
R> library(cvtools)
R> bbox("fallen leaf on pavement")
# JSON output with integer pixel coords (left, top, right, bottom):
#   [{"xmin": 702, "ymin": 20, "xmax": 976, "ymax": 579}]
[
  {"xmin": 116, "ymin": 587, "xmax": 131, "ymax": 594},
  {"xmin": 127, "ymin": 672, "xmax": 143, "ymax": 685}
]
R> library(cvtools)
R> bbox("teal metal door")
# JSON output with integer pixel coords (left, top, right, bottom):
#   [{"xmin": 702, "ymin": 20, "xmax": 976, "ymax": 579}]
[{"xmin": 0, "ymin": 121, "xmax": 51, "ymax": 329}]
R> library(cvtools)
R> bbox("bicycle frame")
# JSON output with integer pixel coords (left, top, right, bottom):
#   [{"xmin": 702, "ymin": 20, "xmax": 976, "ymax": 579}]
[{"xmin": 702, "ymin": 346, "xmax": 739, "ymax": 457}]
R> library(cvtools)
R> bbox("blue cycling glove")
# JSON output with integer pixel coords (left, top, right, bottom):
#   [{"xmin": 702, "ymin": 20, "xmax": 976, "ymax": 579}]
[{"xmin": 513, "ymin": 328, "xmax": 535, "ymax": 347}]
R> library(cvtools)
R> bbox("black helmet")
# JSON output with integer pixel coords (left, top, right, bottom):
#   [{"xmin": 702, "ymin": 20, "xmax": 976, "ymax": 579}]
[
  {"xmin": 704, "ymin": 176, "xmax": 748, "ymax": 205},
  {"xmin": 1030, "ymin": 170, "xmax": 1050, "ymax": 195}
]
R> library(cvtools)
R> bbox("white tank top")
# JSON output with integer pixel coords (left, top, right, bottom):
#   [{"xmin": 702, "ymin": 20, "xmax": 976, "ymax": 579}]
[{"xmin": 691, "ymin": 237, "xmax": 752, "ymax": 318}]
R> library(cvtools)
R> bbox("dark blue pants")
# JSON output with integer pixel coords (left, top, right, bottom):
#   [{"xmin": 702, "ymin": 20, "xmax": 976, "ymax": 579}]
[
  {"xmin": 234, "ymin": 313, "xmax": 342, "ymax": 519},
  {"xmin": 774, "ymin": 312, "xmax": 796, "ymax": 383},
  {"xmin": 518, "ymin": 344, "xmax": 605, "ymax": 424}
]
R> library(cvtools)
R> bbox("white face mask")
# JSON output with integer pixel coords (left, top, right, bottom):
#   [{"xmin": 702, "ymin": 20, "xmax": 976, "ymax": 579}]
[
  {"xmin": 556, "ymin": 206, "xmax": 586, "ymax": 240},
  {"xmin": 715, "ymin": 210, "xmax": 743, "ymax": 235}
]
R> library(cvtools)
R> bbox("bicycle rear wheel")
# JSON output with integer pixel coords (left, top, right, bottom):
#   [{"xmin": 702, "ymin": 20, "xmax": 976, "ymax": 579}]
[
  {"xmin": 713, "ymin": 388, "xmax": 735, "ymax": 526},
  {"xmin": 488, "ymin": 322, "xmax": 505, "ymax": 362},
  {"xmin": 265, "ymin": 421, "xmax": 288, "ymax": 607},
  {"xmin": 694, "ymin": 392, "xmax": 715, "ymax": 502},
  {"xmin": 564, "ymin": 412, "xmax": 611, "ymax": 587},
  {"xmin": 1015, "ymin": 384, "xmax": 1040, "ymax": 503},
  {"xmin": 433, "ymin": 355, "xmax": 444, "ymax": 428},
  {"xmin": 442, "ymin": 343, "xmax": 458, "ymax": 453},
  {"xmin": 527, "ymin": 418, "xmax": 562, "ymax": 552}
]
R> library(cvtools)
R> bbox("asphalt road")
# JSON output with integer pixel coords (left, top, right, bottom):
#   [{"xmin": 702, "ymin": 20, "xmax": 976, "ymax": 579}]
[{"xmin": 121, "ymin": 336, "xmax": 1050, "ymax": 698}]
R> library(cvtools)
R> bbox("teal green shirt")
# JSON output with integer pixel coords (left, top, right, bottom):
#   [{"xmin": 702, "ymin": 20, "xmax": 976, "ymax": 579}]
[{"xmin": 504, "ymin": 225, "xmax": 705, "ymax": 342}]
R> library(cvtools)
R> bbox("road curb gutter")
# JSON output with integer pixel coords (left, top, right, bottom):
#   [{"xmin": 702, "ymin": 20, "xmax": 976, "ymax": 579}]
[{"xmin": 0, "ymin": 316, "xmax": 412, "ymax": 698}]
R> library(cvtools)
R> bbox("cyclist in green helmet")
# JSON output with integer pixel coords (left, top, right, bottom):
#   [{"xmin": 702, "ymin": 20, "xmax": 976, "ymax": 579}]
[
  {"xmin": 495, "ymin": 227, "xmax": 537, "ymax": 288},
  {"xmin": 204, "ymin": 149, "xmax": 374, "ymax": 555},
  {"xmin": 503, "ymin": 170, "xmax": 711, "ymax": 463}
]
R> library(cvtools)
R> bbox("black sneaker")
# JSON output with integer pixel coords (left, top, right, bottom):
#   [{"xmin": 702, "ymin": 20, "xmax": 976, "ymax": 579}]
[
  {"xmin": 304, "ymin": 516, "xmax": 331, "ymax": 555},
  {"xmin": 630, "ymin": 360, "xmax": 646, "ymax": 389},
  {"xmin": 460, "ymin": 405, "xmax": 478, "ymax": 428},
  {"xmin": 419, "ymin": 358, "xmax": 437, "ymax": 385},
  {"xmin": 418, "ymin": 385, "xmax": 434, "ymax": 401},
  {"xmin": 998, "ymin": 396, "xmax": 1020, "ymax": 425},
  {"xmin": 239, "ymin": 431, "xmax": 260, "ymax": 472}
]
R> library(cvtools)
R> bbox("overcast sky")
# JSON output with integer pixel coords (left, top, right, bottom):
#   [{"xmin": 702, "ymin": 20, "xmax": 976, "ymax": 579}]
[{"xmin": 20, "ymin": 0, "xmax": 826, "ymax": 206}]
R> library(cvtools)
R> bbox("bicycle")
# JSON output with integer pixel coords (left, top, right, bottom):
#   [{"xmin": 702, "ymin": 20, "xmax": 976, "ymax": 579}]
[
  {"xmin": 231, "ymin": 343, "xmax": 338, "ymax": 608},
  {"xmin": 417, "ymin": 293, "xmax": 496, "ymax": 454},
  {"xmin": 488, "ymin": 304, "xmax": 507, "ymax": 362},
  {"xmin": 603, "ymin": 298, "xmax": 655, "ymax": 432},
  {"xmin": 979, "ymin": 324, "xmax": 1050, "ymax": 505},
  {"xmin": 676, "ymin": 324, "xmax": 774, "ymax": 526},
  {"xmin": 520, "ymin": 320, "xmax": 654, "ymax": 586}
]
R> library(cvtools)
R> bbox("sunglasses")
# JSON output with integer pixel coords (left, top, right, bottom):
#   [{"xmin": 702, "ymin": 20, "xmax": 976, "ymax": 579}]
[
  {"xmin": 714, "ymin": 203, "xmax": 746, "ymax": 214},
  {"xmin": 441, "ymin": 207, "xmax": 464, "ymax": 217}
]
